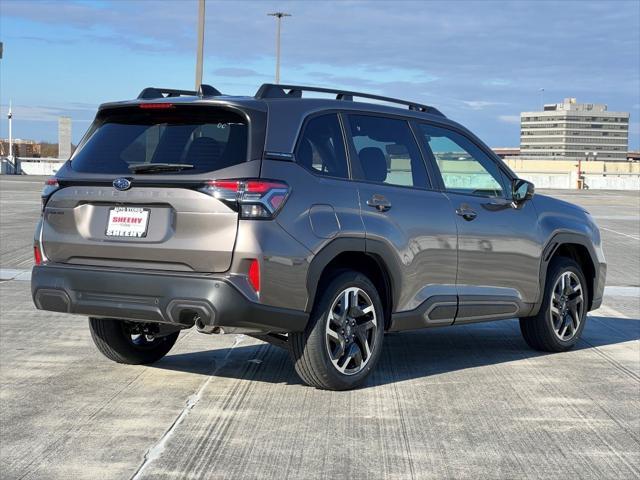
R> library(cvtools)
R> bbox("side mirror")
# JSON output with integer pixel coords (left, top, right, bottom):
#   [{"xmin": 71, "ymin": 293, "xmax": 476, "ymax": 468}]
[{"xmin": 512, "ymin": 179, "xmax": 535, "ymax": 203}]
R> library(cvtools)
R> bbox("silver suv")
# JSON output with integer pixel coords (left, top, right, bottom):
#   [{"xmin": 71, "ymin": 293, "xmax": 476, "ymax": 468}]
[{"xmin": 31, "ymin": 84, "xmax": 606, "ymax": 390}]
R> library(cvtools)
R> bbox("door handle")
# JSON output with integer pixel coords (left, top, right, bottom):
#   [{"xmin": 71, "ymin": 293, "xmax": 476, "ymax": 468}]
[
  {"xmin": 456, "ymin": 206, "xmax": 477, "ymax": 221},
  {"xmin": 366, "ymin": 194, "xmax": 392, "ymax": 212}
]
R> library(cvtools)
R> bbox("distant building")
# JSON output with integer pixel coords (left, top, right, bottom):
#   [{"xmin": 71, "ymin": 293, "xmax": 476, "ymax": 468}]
[
  {"xmin": 492, "ymin": 147, "xmax": 520, "ymax": 159},
  {"xmin": 58, "ymin": 116, "xmax": 72, "ymax": 160},
  {"xmin": 0, "ymin": 139, "xmax": 41, "ymax": 157},
  {"xmin": 520, "ymin": 98, "xmax": 629, "ymax": 161}
]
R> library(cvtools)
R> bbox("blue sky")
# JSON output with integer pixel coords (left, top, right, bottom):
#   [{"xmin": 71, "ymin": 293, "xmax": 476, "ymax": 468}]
[{"xmin": 1, "ymin": 0, "xmax": 639, "ymax": 148}]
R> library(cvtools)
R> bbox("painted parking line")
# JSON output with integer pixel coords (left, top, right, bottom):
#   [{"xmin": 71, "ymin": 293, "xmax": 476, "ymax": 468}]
[
  {"xmin": 0, "ymin": 180, "xmax": 47, "ymax": 184},
  {"xmin": 603, "ymin": 286, "xmax": 640, "ymax": 297},
  {"xmin": 0, "ymin": 269, "xmax": 32, "ymax": 281},
  {"xmin": 600, "ymin": 226, "xmax": 640, "ymax": 241}
]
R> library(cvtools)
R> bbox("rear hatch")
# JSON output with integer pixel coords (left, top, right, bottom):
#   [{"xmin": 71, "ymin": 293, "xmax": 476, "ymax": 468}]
[{"xmin": 42, "ymin": 103, "xmax": 264, "ymax": 273}]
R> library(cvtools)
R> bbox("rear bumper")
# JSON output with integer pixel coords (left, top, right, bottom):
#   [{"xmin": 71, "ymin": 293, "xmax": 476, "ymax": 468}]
[{"xmin": 31, "ymin": 264, "xmax": 308, "ymax": 333}]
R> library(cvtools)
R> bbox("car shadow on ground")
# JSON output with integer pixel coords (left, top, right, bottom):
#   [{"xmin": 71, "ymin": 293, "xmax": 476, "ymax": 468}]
[{"xmin": 150, "ymin": 315, "xmax": 639, "ymax": 388}]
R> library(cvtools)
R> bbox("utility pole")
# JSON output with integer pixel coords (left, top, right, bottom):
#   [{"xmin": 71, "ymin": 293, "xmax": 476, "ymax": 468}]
[
  {"xmin": 7, "ymin": 100, "xmax": 13, "ymax": 163},
  {"xmin": 268, "ymin": 12, "xmax": 291, "ymax": 84},
  {"xmin": 195, "ymin": 0, "xmax": 206, "ymax": 90}
]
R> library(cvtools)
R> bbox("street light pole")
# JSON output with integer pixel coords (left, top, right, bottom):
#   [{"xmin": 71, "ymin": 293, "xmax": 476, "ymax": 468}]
[
  {"xmin": 268, "ymin": 12, "xmax": 291, "ymax": 84},
  {"xmin": 195, "ymin": 0, "xmax": 206, "ymax": 90},
  {"xmin": 539, "ymin": 88, "xmax": 545, "ymax": 109},
  {"xmin": 7, "ymin": 100, "xmax": 13, "ymax": 163}
]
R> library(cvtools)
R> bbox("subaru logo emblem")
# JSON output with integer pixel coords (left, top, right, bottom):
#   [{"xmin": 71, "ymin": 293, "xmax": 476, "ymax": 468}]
[{"xmin": 113, "ymin": 178, "xmax": 131, "ymax": 191}]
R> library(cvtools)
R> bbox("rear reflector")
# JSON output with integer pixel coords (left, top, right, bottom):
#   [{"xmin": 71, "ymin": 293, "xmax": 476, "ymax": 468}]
[
  {"xmin": 248, "ymin": 259, "xmax": 260, "ymax": 293},
  {"xmin": 139, "ymin": 103, "xmax": 174, "ymax": 109},
  {"xmin": 33, "ymin": 245, "xmax": 43, "ymax": 266}
]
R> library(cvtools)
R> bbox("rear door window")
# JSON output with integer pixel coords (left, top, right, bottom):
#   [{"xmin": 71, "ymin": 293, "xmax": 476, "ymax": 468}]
[
  {"xmin": 346, "ymin": 115, "xmax": 430, "ymax": 189},
  {"xmin": 71, "ymin": 106, "xmax": 248, "ymax": 174},
  {"xmin": 295, "ymin": 114, "xmax": 349, "ymax": 179}
]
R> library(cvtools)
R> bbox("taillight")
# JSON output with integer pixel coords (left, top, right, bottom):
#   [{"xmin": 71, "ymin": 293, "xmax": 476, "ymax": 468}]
[
  {"xmin": 33, "ymin": 245, "xmax": 43, "ymax": 266},
  {"xmin": 248, "ymin": 259, "xmax": 260, "ymax": 293},
  {"xmin": 200, "ymin": 179, "xmax": 290, "ymax": 219},
  {"xmin": 41, "ymin": 177, "xmax": 59, "ymax": 213}
]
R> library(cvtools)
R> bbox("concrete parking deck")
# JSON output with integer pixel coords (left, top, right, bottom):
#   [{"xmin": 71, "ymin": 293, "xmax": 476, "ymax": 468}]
[{"xmin": 1, "ymin": 176, "xmax": 638, "ymax": 479}]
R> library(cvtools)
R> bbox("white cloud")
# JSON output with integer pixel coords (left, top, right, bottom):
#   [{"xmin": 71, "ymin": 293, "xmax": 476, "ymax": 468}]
[
  {"xmin": 0, "ymin": 105, "xmax": 63, "ymax": 122},
  {"xmin": 483, "ymin": 79, "xmax": 512, "ymax": 87},
  {"xmin": 0, "ymin": 104, "xmax": 95, "ymax": 123},
  {"xmin": 462, "ymin": 100, "xmax": 507, "ymax": 110},
  {"xmin": 498, "ymin": 115, "xmax": 521, "ymax": 124}
]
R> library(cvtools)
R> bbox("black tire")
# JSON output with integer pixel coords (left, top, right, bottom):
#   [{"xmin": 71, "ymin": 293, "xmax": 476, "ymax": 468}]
[
  {"xmin": 520, "ymin": 257, "xmax": 588, "ymax": 352},
  {"xmin": 89, "ymin": 318, "xmax": 179, "ymax": 365},
  {"xmin": 289, "ymin": 270, "xmax": 385, "ymax": 390}
]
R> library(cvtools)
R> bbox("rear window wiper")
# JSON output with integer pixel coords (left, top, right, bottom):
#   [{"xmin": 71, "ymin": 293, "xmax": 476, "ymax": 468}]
[{"xmin": 128, "ymin": 163, "xmax": 195, "ymax": 174}]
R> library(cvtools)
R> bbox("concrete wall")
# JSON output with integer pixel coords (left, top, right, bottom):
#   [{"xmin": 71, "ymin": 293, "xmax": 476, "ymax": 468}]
[
  {"xmin": 515, "ymin": 170, "xmax": 639, "ymax": 190},
  {"xmin": 516, "ymin": 172, "xmax": 575, "ymax": 189},
  {"xmin": 441, "ymin": 158, "xmax": 640, "ymax": 190},
  {"xmin": 504, "ymin": 158, "xmax": 640, "ymax": 174},
  {"xmin": 506, "ymin": 159, "xmax": 640, "ymax": 190},
  {"xmin": 1, "ymin": 158, "xmax": 65, "ymax": 176},
  {"xmin": 583, "ymin": 173, "xmax": 640, "ymax": 190}
]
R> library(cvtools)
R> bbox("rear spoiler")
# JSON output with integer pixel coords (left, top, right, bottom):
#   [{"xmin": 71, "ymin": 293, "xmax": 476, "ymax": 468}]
[{"xmin": 137, "ymin": 84, "xmax": 222, "ymax": 100}]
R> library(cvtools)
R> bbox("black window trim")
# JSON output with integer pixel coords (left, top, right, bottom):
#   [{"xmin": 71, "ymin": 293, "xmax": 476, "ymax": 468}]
[
  {"xmin": 340, "ymin": 110, "xmax": 436, "ymax": 192},
  {"xmin": 415, "ymin": 119, "xmax": 517, "ymax": 200},
  {"xmin": 293, "ymin": 110, "xmax": 353, "ymax": 182}
]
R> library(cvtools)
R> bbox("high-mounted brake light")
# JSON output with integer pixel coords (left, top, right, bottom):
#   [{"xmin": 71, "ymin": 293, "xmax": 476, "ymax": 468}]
[
  {"xmin": 41, "ymin": 177, "xmax": 59, "ymax": 213},
  {"xmin": 200, "ymin": 179, "xmax": 290, "ymax": 219},
  {"xmin": 139, "ymin": 103, "xmax": 174, "ymax": 109}
]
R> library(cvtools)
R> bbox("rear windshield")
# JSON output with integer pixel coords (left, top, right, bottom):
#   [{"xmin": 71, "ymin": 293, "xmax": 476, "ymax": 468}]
[{"xmin": 71, "ymin": 106, "xmax": 248, "ymax": 174}]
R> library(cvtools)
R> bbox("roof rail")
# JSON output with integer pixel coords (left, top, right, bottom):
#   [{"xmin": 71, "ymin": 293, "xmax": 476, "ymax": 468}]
[
  {"xmin": 137, "ymin": 84, "xmax": 222, "ymax": 100},
  {"xmin": 254, "ymin": 83, "xmax": 445, "ymax": 117}
]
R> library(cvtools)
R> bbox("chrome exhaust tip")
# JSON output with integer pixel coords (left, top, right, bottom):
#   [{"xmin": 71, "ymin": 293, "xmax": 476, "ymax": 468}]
[{"xmin": 195, "ymin": 316, "xmax": 224, "ymax": 335}]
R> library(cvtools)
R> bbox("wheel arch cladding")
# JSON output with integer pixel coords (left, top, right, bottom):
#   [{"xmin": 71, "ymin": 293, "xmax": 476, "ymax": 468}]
[
  {"xmin": 542, "ymin": 234, "xmax": 597, "ymax": 310},
  {"xmin": 305, "ymin": 239, "xmax": 397, "ymax": 330}
]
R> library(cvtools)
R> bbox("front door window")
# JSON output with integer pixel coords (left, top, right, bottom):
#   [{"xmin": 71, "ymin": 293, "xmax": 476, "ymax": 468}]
[{"xmin": 419, "ymin": 124, "xmax": 506, "ymax": 197}]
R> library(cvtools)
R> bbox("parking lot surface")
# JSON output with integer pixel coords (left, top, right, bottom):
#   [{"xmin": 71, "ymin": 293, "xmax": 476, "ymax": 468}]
[{"xmin": 1, "ymin": 176, "xmax": 638, "ymax": 479}]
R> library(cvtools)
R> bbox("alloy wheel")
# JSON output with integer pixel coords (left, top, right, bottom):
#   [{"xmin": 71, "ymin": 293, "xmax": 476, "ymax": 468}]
[
  {"xmin": 325, "ymin": 287, "xmax": 378, "ymax": 375},
  {"xmin": 550, "ymin": 271, "xmax": 584, "ymax": 341}
]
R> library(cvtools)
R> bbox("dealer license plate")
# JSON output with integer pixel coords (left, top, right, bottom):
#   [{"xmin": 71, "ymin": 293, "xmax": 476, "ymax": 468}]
[{"xmin": 105, "ymin": 207, "xmax": 150, "ymax": 238}]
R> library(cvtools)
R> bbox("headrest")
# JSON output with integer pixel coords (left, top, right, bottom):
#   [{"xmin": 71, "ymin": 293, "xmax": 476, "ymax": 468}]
[
  {"xmin": 359, "ymin": 147, "xmax": 387, "ymax": 182},
  {"xmin": 185, "ymin": 137, "xmax": 223, "ymax": 165},
  {"xmin": 297, "ymin": 139, "xmax": 314, "ymax": 169}
]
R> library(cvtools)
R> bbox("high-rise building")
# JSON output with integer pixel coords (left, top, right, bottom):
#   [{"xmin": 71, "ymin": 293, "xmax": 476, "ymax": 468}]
[
  {"xmin": 58, "ymin": 116, "xmax": 72, "ymax": 160},
  {"xmin": 520, "ymin": 98, "xmax": 629, "ymax": 160}
]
